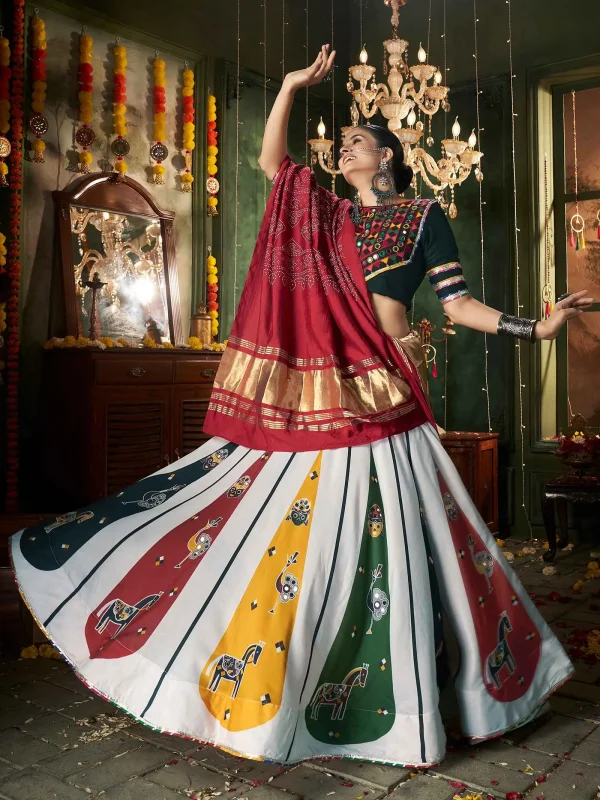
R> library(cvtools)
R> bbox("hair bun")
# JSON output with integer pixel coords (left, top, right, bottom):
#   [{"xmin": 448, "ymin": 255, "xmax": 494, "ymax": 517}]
[{"xmin": 393, "ymin": 161, "xmax": 413, "ymax": 195}]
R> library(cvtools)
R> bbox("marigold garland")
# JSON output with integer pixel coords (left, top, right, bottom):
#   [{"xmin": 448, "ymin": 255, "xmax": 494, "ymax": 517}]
[
  {"xmin": 76, "ymin": 29, "xmax": 95, "ymax": 173},
  {"xmin": 0, "ymin": 31, "xmax": 11, "ymax": 186},
  {"xmin": 206, "ymin": 250, "xmax": 219, "ymax": 339},
  {"xmin": 181, "ymin": 63, "xmax": 194, "ymax": 192},
  {"xmin": 29, "ymin": 11, "xmax": 47, "ymax": 163},
  {"xmin": 0, "ymin": 231, "xmax": 6, "ymax": 274},
  {"xmin": 6, "ymin": 0, "xmax": 25, "ymax": 512},
  {"xmin": 111, "ymin": 40, "xmax": 129, "ymax": 175},
  {"xmin": 206, "ymin": 94, "xmax": 219, "ymax": 215},
  {"xmin": 150, "ymin": 56, "xmax": 168, "ymax": 184}
]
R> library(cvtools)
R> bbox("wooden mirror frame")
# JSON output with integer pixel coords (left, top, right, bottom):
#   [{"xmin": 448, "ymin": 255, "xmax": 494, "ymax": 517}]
[{"xmin": 53, "ymin": 173, "xmax": 184, "ymax": 345}]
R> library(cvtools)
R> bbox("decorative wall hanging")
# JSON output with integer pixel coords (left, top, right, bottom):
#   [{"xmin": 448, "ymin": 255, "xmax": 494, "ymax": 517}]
[
  {"xmin": 206, "ymin": 93, "xmax": 218, "ymax": 214},
  {"xmin": 0, "ymin": 230, "xmax": 6, "ymax": 274},
  {"xmin": 542, "ymin": 154, "xmax": 554, "ymax": 320},
  {"xmin": 206, "ymin": 248, "xmax": 219, "ymax": 339},
  {"xmin": 150, "ymin": 55, "xmax": 167, "ymax": 184},
  {"xmin": 76, "ymin": 28, "xmax": 95, "ymax": 173},
  {"xmin": 5, "ymin": 0, "xmax": 25, "ymax": 512},
  {"xmin": 569, "ymin": 91, "xmax": 585, "ymax": 251},
  {"xmin": 0, "ymin": 30, "xmax": 10, "ymax": 186},
  {"xmin": 111, "ymin": 39, "xmax": 128, "ymax": 175},
  {"xmin": 29, "ymin": 10, "xmax": 48, "ymax": 163},
  {"xmin": 181, "ymin": 63, "xmax": 195, "ymax": 192}
]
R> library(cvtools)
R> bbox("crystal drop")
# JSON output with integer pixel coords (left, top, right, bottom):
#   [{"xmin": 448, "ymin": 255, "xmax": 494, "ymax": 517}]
[
  {"xmin": 426, "ymin": 136, "xmax": 434, "ymax": 147},
  {"xmin": 442, "ymin": 100, "xmax": 451, "ymax": 113},
  {"xmin": 448, "ymin": 202, "xmax": 458, "ymax": 219},
  {"xmin": 475, "ymin": 168, "xmax": 484, "ymax": 183},
  {"xmin": 416, "ymin": 120, "xmax": 424, "ymax": 131}
]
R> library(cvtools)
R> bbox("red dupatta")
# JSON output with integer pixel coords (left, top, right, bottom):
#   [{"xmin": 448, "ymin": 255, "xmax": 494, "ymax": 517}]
[{"xmin": 203, "ymin": 157, "xmax": 434, "ymax": 452}]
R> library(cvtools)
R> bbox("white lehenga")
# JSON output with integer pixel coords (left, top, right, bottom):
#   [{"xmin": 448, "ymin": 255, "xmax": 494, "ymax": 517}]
[{"xmin": 11, "ymin": 423, "xmax": 572, "ymax": 767}]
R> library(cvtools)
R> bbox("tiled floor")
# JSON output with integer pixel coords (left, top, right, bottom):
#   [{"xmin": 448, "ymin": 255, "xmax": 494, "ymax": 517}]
[{"xmin": 0, "ymin": 539, "xmax": 599, "ymax": 800}]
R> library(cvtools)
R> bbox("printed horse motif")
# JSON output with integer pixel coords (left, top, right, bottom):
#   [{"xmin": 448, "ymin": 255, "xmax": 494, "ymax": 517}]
[
  {"xmin": 468, "ymin": 534, "xmax": 495, "ymax": 593},
  {"xmin": 175, "ymin": 517, "xmax": 222, "ymax": 569},
  {"xmin": 310, "ymin": 664, "xmax": 369, "ymax": 720},
  {"xmin": 484, "ymin": 611, "xmax": 516, "ymax": 690},
  {"xmin": 122, "ymin": 485, "xmax": 184, "ymax": 509},
  {"xmin": 95, "ymin": 592, "xmax": 163, "ymax": 637},
  {"xmin": 206, "ymin": 641, "xmax": 265, "ymax": 699},
  {"xmin": 366, "ymin": 564, "xmax": 389, "ymax": 635}
]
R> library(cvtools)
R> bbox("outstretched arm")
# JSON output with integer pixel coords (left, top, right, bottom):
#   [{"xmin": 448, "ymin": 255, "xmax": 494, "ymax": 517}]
[
  {"xmin": 443, "ymin": 290, "xmax": 593, "ymax": 341},
  {"xmin": 258, "ymin": 44, "xmax": 336, "ymax": 180}
]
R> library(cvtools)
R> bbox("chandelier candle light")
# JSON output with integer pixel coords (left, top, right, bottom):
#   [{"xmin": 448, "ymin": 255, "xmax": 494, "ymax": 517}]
[
  {"xmin": 181, "ymin": 64, "xmax": 195, "ymax": 192},
  {"xmin": 111, "ymin": 39, "xmax": 129, "ymax": 175},
  {"xmin": 150, "ymin": 55, "xmax": 168, "ymax": 185},
  {"xmin": 206, "ymin": 94, "xmax": 219, "ymax": 213},
  {"xmin": 309, "ymin": 0, "xmax": 482, "ymax": 212},
  {"xmin": 0, "ymin": 29, "xmax": 11, "ymax": 186},
  {"xmin": 29, "ymin": 10, "xmax": 48, "ymax": 164},
  {"xmin": 76, "ymin": 28, "xmax": 95, "ymax": 173}
]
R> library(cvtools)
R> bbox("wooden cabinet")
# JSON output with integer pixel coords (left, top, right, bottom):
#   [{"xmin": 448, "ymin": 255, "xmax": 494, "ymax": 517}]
[
  {"xmin": 41, "ymin": 349, "xmax": 221, "ymax": 509},
  {"xmin": 441, "ymin": 431, "xmax": 499, "ymax": 533}
]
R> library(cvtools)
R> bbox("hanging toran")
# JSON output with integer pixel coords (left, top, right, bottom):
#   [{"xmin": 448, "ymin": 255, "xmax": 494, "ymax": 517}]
[
  {"xmin": 150, "ymin": 55, "xmax": 168, "ymax": 184},
  {"xmin": 29, "ymin": 10, "xmax": 48, "ymax": 163},
  {"xmin": 181, "ymin": 64, "xmax": 195, "ymax": 192},
  {"xmin": 111, "ymin": 39, "xmax": 129, "ymax": 175},
  {"xmin": 76, "ymin": 28, "xmax": 95, "ymax": 173}
]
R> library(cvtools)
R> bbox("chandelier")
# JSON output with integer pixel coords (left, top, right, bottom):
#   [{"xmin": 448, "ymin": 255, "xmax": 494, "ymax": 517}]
[{"xmin": 308, "ymin": 0, "xmax": 483, "ymax": 216}]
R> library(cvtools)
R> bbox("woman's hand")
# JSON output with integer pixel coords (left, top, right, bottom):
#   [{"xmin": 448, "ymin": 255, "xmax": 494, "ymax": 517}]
[
  {"xmin": 536, "ymin": 289, "xmax": 594, "ymax": 340},
  {"xmin": 283, "ymin": 45, "xmax": 336, "ymax": 93}
]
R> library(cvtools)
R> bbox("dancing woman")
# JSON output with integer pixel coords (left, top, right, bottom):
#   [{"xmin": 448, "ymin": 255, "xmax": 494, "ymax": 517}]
[{"xmin": 12, "ymin": 46, "xmax": 592, "ymax": 767}]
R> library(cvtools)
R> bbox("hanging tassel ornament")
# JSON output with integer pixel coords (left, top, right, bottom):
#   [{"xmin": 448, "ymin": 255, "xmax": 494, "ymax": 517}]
[
  {"xmin": 570, "ymin": 213, "xmax": 585, "ymax": 251},
  {"xmin": 29, "ymin": 10, "xmax": 48, "ymax": 163},
  {"xmin": 150, "ymin": 54, "xmax": 168, "ymax": 185},
  {"xmin": 76, "ymin": 28, "xmax": 95, "ymax": 173}
]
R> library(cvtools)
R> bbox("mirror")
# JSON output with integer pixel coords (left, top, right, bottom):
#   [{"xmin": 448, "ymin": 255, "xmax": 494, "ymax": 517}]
[
  {"xmin": 54, "ymin": 174, "xmax": 183, "ymax": 344},
  {"xmin": 70, "ymin": 207, "xmax": 170, "ymax": 343}
]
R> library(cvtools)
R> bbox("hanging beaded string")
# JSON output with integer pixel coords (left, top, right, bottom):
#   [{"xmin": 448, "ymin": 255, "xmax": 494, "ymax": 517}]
[
  {"xmin": 569, "ymin": 91, "xmax": 585, "ymax": 252},
  {"xmin": 507, "ymin": 0, "xmax": 532, "ymax": 537},
  {"xmin": 473, "ymin": 0, "xmax": 491, "ymax": 432},
  {"xmin": 233, "ymin": 0, "xmax": 241, "ymax": 312},
  {"xmin": 542, "ymin": 154, "xmax": 554, "ymax": 319}
]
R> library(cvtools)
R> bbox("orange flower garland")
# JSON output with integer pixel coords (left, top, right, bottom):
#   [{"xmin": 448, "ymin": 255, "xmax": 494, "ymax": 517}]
[
  {"xmin": 206, "ymin": 249, "xmax": 219, "ymax": 339},
  {"xmin": 76, "ymin": 28, "xmax": 95, "ymax": 173},
  {"xmin": 29, "ymin": 10, "xmax": 48, "ymax": 163},
  {"xmin": 150, "ymin": 56, "xmax": 168, "ymax": 184},
  {"xmin": 181, "ymin": 63, "xmax": 194, "ymax": 192},
  {"xmin": 0, "ymin": 30, "xmax": 11, "ymax": 186},
  {"xmin": 206, "ymin": 94, "xmax": 219, "ymax": 215},
  {"xmin": 111, "ymin": 40, "xmax": 129, "ymax": 175},
  {"xmin": 6, "ymin": 0, "xmax": 25, "ymax": 511}
]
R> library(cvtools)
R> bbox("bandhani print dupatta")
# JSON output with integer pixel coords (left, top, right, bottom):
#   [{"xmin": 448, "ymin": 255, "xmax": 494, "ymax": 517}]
[{"xmin": 203, "ymin": 157, "xmax": 435, "ymax": 452}]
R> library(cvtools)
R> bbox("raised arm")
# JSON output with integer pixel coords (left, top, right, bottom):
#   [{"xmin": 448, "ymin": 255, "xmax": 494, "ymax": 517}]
[{"xmin": 258, "ymin": 44, "xmax": 336, "ymax": 181}]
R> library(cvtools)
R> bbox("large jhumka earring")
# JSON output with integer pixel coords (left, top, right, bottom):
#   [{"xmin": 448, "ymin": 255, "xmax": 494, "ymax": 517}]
[
  {"xmin": 351, "ymin": 190, "xmax": 362, "ymax": 225},
  {"xmin": 371, "ymin": 159, "xmax": 395, "ymax": 206}
]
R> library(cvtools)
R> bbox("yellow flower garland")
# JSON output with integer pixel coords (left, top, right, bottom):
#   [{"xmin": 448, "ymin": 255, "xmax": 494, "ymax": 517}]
[
  {"xmin": 151, "ymin": 57, "xmax": 167, "ymax": 184},
  {"xmin": 113, "ymin": 43, "xmax": 128, "ymax": 174},
  {"xmin": 0, "ymin": 34, "xmax": 10, "ymax": 184},
  {"xmin": 206, "ymin": 94, "xmax": 219, "ymax": 215},
  {"xmin": 0, "ymin": 232, "xmax": 6, "ymax": 274},
  {"xmin": 30, "ymin": 14, "xmax": 48, "ymax": 163},
  {"xmin": 181, "ymin": 66, "xmax": 195, "ymax": 191},
  {"xmin": 207, "ymin": 252, "xmax": 219, "ymax": 338},
  {"xmin": 77, "ymin": 32, "xmax": 94, "ymax": 172}
]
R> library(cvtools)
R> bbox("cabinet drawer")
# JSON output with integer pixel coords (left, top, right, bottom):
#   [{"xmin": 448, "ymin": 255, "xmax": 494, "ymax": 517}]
[
  {"xmin": 96, "ymin": 359, "xmax": 173, "ymax": 385},
  {"xmin": 174, "ymin": 360, "xmax": 220, "ymax": 384}
]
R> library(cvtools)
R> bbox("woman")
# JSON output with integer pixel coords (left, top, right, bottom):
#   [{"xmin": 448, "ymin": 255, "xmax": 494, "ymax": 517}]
[{"xmin": 12, "ymin": 46, "xmax": 593, "ymax": 768}]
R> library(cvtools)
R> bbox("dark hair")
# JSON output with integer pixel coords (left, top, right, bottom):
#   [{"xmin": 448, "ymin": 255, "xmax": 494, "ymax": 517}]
[{"xmin": 357, "ymin": 124, "xmax": 413, "ymax": 194}]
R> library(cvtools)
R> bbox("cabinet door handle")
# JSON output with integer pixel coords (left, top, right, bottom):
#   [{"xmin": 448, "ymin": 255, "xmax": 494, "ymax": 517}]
[
  {"xmin": 129, "ymin": 367, "xmax": 146, "ymax": 377},
  {"xmin": 202, "ymin": 368, "xmax": 216, "ymax": 379}
]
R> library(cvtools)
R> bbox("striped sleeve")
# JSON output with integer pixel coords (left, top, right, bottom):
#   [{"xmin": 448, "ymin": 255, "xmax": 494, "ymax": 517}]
[{"xmin": 422, "ymin": 202, "xmax": 470, "ymax": 305}]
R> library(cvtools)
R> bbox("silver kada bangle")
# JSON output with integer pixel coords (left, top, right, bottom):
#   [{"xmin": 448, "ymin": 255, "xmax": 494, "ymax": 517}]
[{"xmin": 497, "ymin": 313, "xmax": 538, "ymax": 342}]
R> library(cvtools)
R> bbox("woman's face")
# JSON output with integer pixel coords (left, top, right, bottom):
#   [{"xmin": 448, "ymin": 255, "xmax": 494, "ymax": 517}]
[{"xmin": 339, "ymin": 128, "xmax": 389, "ymax": 187}]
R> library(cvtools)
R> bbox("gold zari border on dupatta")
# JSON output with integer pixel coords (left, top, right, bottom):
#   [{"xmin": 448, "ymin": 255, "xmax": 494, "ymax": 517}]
[{"xmin": 210, "ymin": 332, "xmax": 425, "ymax": 432}]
